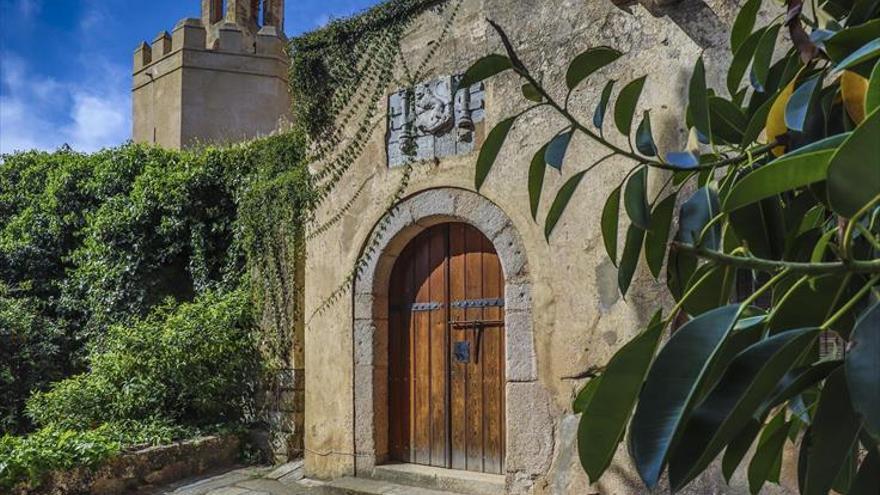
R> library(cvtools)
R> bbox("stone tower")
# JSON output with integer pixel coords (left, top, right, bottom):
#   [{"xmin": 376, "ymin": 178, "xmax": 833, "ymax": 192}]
[{"xmin": 132, "ymin": 0, "xmax": 290, "ymax": 149}]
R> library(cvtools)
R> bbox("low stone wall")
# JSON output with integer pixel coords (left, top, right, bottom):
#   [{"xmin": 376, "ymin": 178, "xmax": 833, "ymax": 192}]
[{"xmin": 15, "ymin": 435, "xmax": 241, "ymax": 495}]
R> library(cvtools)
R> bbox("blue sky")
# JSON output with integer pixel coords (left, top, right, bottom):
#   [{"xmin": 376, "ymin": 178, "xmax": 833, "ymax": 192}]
[{"xmin": 0, "ymin": 0, "xmax": 380, "ymax": 154}]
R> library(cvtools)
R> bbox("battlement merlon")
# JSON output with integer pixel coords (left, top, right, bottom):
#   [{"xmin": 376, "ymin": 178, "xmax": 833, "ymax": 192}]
[{"xmin": 132, "ymin": 17, "xmax": 286, "ymax": 74}]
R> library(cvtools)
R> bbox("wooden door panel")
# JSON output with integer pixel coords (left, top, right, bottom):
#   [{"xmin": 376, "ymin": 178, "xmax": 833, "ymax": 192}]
[{"xmin": 388, "ymin": 223, "xmax": 504, "ymax": 474}]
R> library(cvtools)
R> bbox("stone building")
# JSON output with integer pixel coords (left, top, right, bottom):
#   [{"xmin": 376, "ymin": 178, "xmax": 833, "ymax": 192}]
[{"xmin": 134, "ymin": 0, "xmax": 798, "ymax": 493}]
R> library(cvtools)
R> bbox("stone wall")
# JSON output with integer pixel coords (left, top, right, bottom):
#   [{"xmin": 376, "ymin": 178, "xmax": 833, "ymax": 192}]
[
  {"xmin": 13, "ymin": 435, "xmax": 240, "ymax": 495},
  {"xmin": 303, "ymin": 0, "xmax": 797, "ymax": 493}
]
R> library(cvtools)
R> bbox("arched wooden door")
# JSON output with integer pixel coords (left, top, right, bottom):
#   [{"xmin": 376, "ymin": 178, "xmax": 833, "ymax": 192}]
[{"xmin": 388, "ymin": 222, "xmax": 505, "ymax": 474}]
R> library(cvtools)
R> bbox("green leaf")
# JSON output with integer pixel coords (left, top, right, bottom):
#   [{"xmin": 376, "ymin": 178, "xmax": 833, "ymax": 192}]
[
  {"xmin": 681, "ymin": 264, "xmax": 735, "ymax": 316},
  {"xmin": 578, "ymin": 312, "xmax": 664, "ymax": 481},
  {"xmin": 722, "ymin": 419, "xmax": 763, "ymax": 482},
  {"xmin": 573, "ymin": 375, "xmax": 603, "ymax": 413},
  {"xmin": 748, "ymin": 413, "xmax": 789, "ymax": 494},
  {"xmin": 866, "ymin": 61, "xmax": 880, "ymax": 115},
  {"xmin": 728, "ymin": 27, "xmax": 767, "ymax": 95},
  {"xmin": 722, "ymin": 133, "xmax": 851, "ymax": 212},
  {"xmin": 459, "ymin": 54, "xmax": 513, "ymax": 88},
  {"xmin": 850, "ymin": 448, "xmax": 880, "ymax": 495},
  {"xmin": 766, "ymin": 274, "xmax": 851, "ymax": 335},
  {"xmin": 827, "ymin": 107, "xmax": 880, "ymax": 218},
  {"xmin": 645, "ymin": 193, "xmax": 676, "ymax": 278},
  {"xmin": 730, "ymin": 0, "xmax": 762, "ymax": 54},
  {"xmin": 594, "ymin": 80, "xmax": 615, "ymax": 134},
  {"xmin": 601, "ymin": 185, "xmax": 622, "ymax": 265},
  {"xmin": 845, "ymin": 301, "xmax": 880, "ymax": 439},
  {"xmin": 521, "ymin": 83, "xmax": 543, "ymax": 102},
  {"xmin": 528, "ymin": 143, "xmax": 550, "ymax": 221},
  {"xmin": 566, "ymin": 47, "xmax": 623, "ymax": 90},
  {"xmin": 678, "ymin": 186, "xmax": 721, "ymax": 249},
  {"xmin": 665, "ymin": 151, "xmax": 700, "ymax": 169},
  {"xmin": 624, "ymin": 167, "xmax": 650, "ymax": 230},
  {"xmin": 635, "ymin": 111, "xmax": 657, "ymax": 156},
  {"xmin": 689, "ymin": 56, "xmax": 711, "ymax": 138},
  {"xmin": 785, "ymin": 74, "xmax": 822, "ymax": 132},
  {"xmin": 824, "ymin": 19, "xmax": 880, "ymax": 64},
  {"xmin": 708, "ymin": 97, "xmax": 748, "ymax": 144},
  {"xmin": 544, "ymin": 129, "xmax": 573, "ymax": 170},
  {"xmin": 740, "ymin": 90, "xmax": 776, "ymax": 146},
  {"xmin": 614, "ymin": 76, "xmax": 647, "ymax": 135},
  {"xmin": 728, "ymin": 197, "xmax": 785, "ymax": 259},
  {"xmin": 804, "ymin": 368, "xmax": 864, "ymax": 495},
  {"xmin": 544, "ymin": 170, "xmax": 586, "ymax": 239},
  {"xmin": 475, "ymin": 117, "xmax": 515, "ymax": 190},
  {"xmin": 669, "ymin": 328, "xmax": 820, "ymax": 490},
  {"xmin": 618, "ymin": 224, "xmax": 645, "ymax": 297},
  {"xmin": 835, "ymin": 38, "xmax": 880, "ymax": 72},
  {"xmin": 764, "ymin": 361, "xmax": 842, "ymax": 411},
  {"xmin": 752, "ymin": 24, "xmax": 782, "ymax": 90},
  {"xmin": 630, "ymin": 304, "xmax": 742, "ymax": 488}
]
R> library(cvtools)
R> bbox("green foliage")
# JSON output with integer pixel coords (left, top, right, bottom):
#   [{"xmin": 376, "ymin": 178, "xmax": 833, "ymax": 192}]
[
  {"xmin": 0, "ymin": 419, "xmax": 201, "ymax": 489},
  {"xmin": 0, "ymin": 133, "xmax": 314, "ymax": 435},
  {"xmin": 464, "ymin": 2, "xmax": 880, "ymax": 492},
  {"xmin": 0, "ymin": 287, "xmax": 64, "ymax": 434},
  {"xmin": 289, "ymin": 0, "xmax": 449, "ymax": 140},
  {"xmin": 26, "ymin": 289, "xmax": 259, "ymax": 431},
  {"xmin": 0, "ymin": 424, "xmax": 121, "ymax": 489}
]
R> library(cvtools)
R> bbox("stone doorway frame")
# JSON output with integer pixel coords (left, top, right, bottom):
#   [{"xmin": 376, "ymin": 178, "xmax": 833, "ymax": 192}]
[{"xmin": 351, "ymin": 187, "xmax": 538, "ymax": 477}]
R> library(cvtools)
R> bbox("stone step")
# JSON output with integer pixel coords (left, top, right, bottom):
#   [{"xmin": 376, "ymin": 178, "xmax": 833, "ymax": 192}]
[
  {"xmin": 369, "ymin": 464, "xmax": 504, "ymax": 495},
  {"xmin": 319, "ymin": 476, "xmax": 457, "ymax": 495}
]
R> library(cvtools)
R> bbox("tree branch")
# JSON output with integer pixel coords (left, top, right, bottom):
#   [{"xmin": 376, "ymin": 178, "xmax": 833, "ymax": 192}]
[
  {"xmin": 486, "ymin": 19, "xmax": 776, "ymax": 172},
  {"xmin": 671, "ymin": 242, "xmax": 880, "ymax": 274}
]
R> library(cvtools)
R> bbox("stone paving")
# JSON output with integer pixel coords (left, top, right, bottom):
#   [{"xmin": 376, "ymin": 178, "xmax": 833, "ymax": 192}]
[{"xmin": 149, "ymin": 461, "xmax": 320, "ymax": 495}]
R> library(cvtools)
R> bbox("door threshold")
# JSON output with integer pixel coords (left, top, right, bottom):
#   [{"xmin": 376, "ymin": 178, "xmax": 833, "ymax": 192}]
[{"xmin": 369, "ymin": 463, "xmax": 505, "ymax": 495}]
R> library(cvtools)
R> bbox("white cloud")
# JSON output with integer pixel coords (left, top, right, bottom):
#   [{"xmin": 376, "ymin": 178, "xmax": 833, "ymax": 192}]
[{"xmin": 0, "ymin": 53, "xmax": 131, "ymax": 154}]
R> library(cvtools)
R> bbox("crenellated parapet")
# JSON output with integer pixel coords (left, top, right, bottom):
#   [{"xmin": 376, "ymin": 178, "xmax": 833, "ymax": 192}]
[
  {"xmin": 132, "ymin": 1, "xmax": 291, "ymax": 150},
  {"xmin": 133, "ymin": 12, "xmax": 286, "ymax": 74}
]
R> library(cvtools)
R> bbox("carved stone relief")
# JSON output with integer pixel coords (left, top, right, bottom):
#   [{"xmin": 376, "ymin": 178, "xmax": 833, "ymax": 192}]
[{"xmin": 387, "ymin": 75, "xmax": 485, "ymax": 167}]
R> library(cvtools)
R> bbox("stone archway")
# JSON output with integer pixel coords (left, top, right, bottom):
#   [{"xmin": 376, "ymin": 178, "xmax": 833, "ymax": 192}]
[{"xmin": 351, "ymin": 188, "xmax": 544, "ymax": 480}]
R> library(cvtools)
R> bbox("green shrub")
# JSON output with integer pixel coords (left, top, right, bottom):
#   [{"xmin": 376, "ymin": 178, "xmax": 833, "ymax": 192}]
[
  {"xmin": 26, "ymin": 289, "xmax": 260, "ymax": 430},
  {"xmin": 0, "ymin": 424, "xmax": 121, "ymax": 489},
  {"xmin": 0, "ymin": 418, "xmax": 202, "ymax": 489},
  {"xmin": 0, "ymin": 133, "xmax": 313, "ymax": 433},
  {"xmin": 0, "ymin": 287, "xmax": 65, "ymax": 434}
]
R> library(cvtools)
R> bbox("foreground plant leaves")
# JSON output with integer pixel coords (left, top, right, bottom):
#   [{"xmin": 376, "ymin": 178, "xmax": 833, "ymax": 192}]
[
  {"xmin": 630, "ymin": 305, "xmax": 741, "ymax": 488},
  {"xmin": 544, "ymin": 130, "xmax": 573, "ymax": 170},
  {"xmin": 528, "ymin": 143, "xmax": 550, "ymax": 220},
  {"xmin": 748, "ymin": 412, "xmax": 790, "ymax": 495},
  {"xmin": 729, "ymin": 0, "xmax": 761, "ymax": 54},
  {"xmin": 723, "ymin": 133, "xmax": 850, "ymax": 212},
  {"xmin": 614, "ymin": 76, "xmax": 647, "ymax": 136},
  {"xmin": 566, "ymin": 47, "xmax": 622, "ymax": 90},
  {"xmin": 804, "ymin": 368, "xmax": 864, "ymax": 495},
  {"xmin": 845, "ymin": 300, "xmax": 880, "ymax": 439},
  {"xmin": 669, "ymin": 328, "xmax": 820, "ymax": 490},
  {"xmin": 678, "ymin": 186, "xmax": 721, "ymax": 249},
  {"xmin": 617, "ymin": 224, "xmax": 645, "ymax": 297},
  {"xmin": 459, "ymin": 54, "xmax": 512, "ymax": 88},
  {"xmin": 826, "ymin": 107, "xmax": 880, "ymax": 218},
  {"xmin": 645, "ymin": 193, "xmax": 676, "ymax": 278},
  {"xmin": 573, "ymin": 375, "xmax": 603, "ymax": 414},
  {"xmin": 578, "ymin": 311, "xmax": 664, "ymax": 482},
  {"xmin": 601, "ymin": 185, "xmax": 621, "ymax": 265},
  {"xmin": 850, "ymin": 447, "xmax": 879, "ymax": 495},
  {"xmin": 544, "ymin": 170, "xmax": 587, "ymax": 239},
  {"xmin": 624, "ymin": 167, "xmax": 650, "ymax": 230},
  {"xmin": 475, "ymin": 117, "xmax": 516, "ymax": 190}
]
